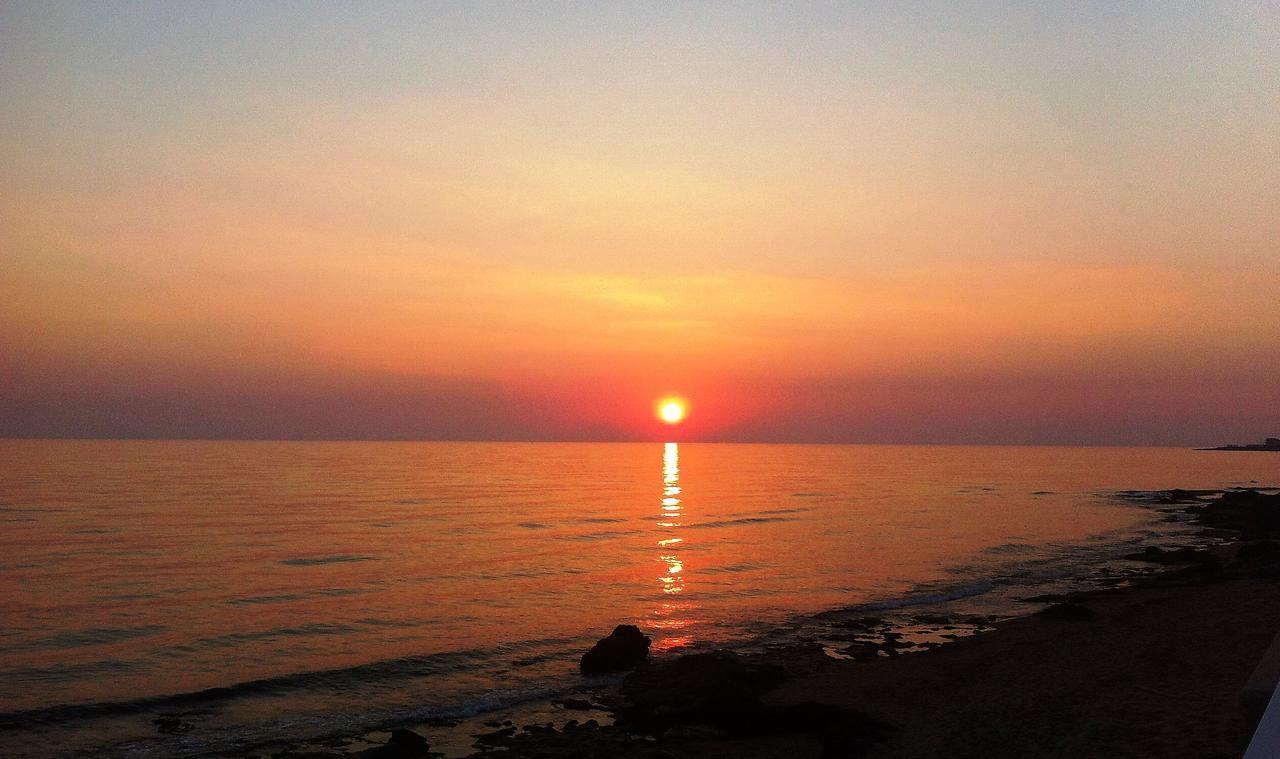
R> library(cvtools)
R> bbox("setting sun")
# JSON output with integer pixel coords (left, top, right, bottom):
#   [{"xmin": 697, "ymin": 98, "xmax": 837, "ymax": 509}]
[{"xmin": 657, "ymin": 399, "xmax": 687, "ymax": 425}]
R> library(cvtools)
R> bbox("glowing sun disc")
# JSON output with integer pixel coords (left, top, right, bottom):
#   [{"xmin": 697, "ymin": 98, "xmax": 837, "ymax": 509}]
[{"xmin": 657, "ymin": 399, "xmax": 687, "ymax": 424}]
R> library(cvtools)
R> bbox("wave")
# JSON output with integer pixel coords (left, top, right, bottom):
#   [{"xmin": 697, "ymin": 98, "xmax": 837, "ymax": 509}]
[
  {"xmin": 0, "ymin": 634, "xmax": 582, "ymax": 732},
  {"xmin": 813, "ymin": 581, "xmax": 999, "ymax": 620},
  {"xmin": 279, "ymin": 555, "xmax": 378, "ymax": 566},
  {"xmin": 700, "ymin": 562, "xmax": 763, "ymax": 575},
  {"xmin": 0, "ymin": 625, "xmax": 168, "ymax": 654},
  {"xmin": 981, "ymin": 542, "xmax": 1036, "ymax": 555},
  {"xmin": 557, "ymin": 529, "xmax": 642, "ymax": 541},
  {"xmin": 0, "ymin": 504, "xmax": 68, "ymax": 513},
  {"xmin": 226, "ymin": 587, "xmax": 369, "ymax": 607},
  {"xmin": 182, "ymin": 622, "xmax": 363, "ymax": 651},
  {"xmin": 685, "ymin": 516, "xmax": 798, "ymax": 529}
]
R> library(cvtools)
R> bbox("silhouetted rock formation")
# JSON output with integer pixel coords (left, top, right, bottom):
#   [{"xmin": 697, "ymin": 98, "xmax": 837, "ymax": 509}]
[
  {"xmin": 1186, "ymin": 489, "xmax": 1280, "ymax": 538},
  {"xmin": 360, "ymin": 728, "xmax": 431, "ymax": 758},
  {"xmin": 579, "ymin": 625, "xmax": 650, "ymax": 674}
]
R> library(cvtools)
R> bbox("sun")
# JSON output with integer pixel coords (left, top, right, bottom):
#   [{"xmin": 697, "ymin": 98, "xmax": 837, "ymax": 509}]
[{"xmin": 656, "ymin": 398, "xmax": 687, "ymax": 425}]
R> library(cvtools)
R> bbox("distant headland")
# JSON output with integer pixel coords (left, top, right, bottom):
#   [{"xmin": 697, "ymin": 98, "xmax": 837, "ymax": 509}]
[{"xmin": 1199, "ymin": 437, "xmax": 1280, "ymax": 451}]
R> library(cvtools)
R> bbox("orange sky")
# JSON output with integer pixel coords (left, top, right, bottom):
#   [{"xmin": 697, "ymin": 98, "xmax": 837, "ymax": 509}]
[{"xmin": 2, "ymin": 2, "xmax": 1278, "ymax": 443}]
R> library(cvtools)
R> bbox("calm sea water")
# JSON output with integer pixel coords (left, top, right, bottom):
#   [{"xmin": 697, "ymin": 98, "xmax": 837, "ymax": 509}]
[{"xmin": 0, "ymin": 441, "xmax": 1275, "ymax": 757}]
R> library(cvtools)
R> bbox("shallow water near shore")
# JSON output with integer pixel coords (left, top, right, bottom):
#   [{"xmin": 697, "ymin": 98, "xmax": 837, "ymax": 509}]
[{"xmin": 1, "ymin": 440, "xmax": 1276, "ymax": 757}]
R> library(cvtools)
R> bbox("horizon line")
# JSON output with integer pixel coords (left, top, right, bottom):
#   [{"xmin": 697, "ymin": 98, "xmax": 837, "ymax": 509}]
[{"xmin": 0, "ymin": 435, "xmax": 1217, "ymax": 449}]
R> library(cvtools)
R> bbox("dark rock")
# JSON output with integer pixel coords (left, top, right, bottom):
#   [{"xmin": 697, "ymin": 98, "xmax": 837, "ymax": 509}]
[
  {"xmin": 360, "ymin": 728, "xmax": 430, "ymax": 758},
  {"xmin": 910, "ymin": 613, "xmax": 953, "ymax": 625},
  {"xmin": 618, "ymin": 651, "xmax": 787, "ymax": 734},
  {"xmin": 153, "ymin": 715, "xmax": 193, "ymax": 734},
  {"xmin": 389, "ymin": 729, "xmax": 429, "ymax": 753},
  {"xmin": 842, "ymin": 642, "xmax": 880, "ymax": 661},
  {"xmin": 1124, "ymin": 546, "xmax": 1212, "ymax": 565},
  {"xmin": 1196, "ymin": 490, "xmax": 1280, "ymax": 538},
  {"xmin": 472, "ymin": 726, "xmax": 517, "ymax": 747},
  {"xmin": 836, "ymin": 616, "xmax": 884, "ymax": 630},
  {"xmin": 880, "ymin": 633, "xmax": 909, "ymax": 654},
  {"xmin": 1235, "ymin": 540, "xmax": 1280, "ymax": 577},
  {"xmin": 580, "ymin": 624, "xmax": 651, "ymax": 675},
  {"xmin": 1035, "ymin": 602, "xmax": 1096, "ymax": 622},
  {"xmin": 558, "ymin": 697, "xmax": 593, "ymax": 710}
]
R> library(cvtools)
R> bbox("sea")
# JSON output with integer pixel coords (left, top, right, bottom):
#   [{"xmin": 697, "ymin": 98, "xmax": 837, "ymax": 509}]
[{"xmin": 0, "ymin": 440, "xmax": 1275, "ymax": 757}]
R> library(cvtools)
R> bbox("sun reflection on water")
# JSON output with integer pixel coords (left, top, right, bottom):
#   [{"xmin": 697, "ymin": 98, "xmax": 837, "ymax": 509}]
[{"xmin": 649, "ymin": 442, "xmax": 695, "ymax": 652}]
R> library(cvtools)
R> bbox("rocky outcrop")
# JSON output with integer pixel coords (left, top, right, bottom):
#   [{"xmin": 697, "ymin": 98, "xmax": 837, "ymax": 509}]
[
  {"xmin": 1189, "ymin": 489, "xmax": 1280, "ymax": 538},
  {"xmin": 579, "ymin": 625, "xmax": 651, "ymax": 675},
  {"xmin": 360, "ymin": 728, "xmax": 431, "ymax": 758}
]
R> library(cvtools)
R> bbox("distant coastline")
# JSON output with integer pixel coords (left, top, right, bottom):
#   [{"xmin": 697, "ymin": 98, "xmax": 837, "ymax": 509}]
[{"xmin": 1199, "ymin": 437, "xmax": 1280, "ymax": 452}]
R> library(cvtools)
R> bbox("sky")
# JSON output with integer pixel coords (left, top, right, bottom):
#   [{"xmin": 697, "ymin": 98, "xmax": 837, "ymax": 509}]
[{"xmin": 2, "ymin": 1, "xmax": 1278, "ymax": 444}]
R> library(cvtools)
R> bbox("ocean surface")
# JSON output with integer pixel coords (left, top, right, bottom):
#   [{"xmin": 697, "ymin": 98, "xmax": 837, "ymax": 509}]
[{"xmin": 1, "ymin": 440, "xmax": 1276, "ymax": 757}]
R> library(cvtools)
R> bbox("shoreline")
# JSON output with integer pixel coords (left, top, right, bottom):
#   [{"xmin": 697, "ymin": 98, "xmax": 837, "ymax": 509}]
[{"xmin": 249, "ymin": 487, "xmax": 1280, "ymax": 759}]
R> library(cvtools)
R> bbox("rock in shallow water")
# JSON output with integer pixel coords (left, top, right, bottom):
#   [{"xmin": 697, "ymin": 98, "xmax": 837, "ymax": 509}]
[
  {"xmin": 360, "ymin": 728, "xmax": 431, "ymax": 758},
  {"xmin": 580, "ymin": 624, "xmax": 651, "ymax": 674}
]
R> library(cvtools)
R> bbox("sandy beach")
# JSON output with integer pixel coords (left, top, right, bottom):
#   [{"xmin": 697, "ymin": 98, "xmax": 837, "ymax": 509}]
[{"xmin": 262, "ymin": 488, "xmax": 1279, "ymax": 759}]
